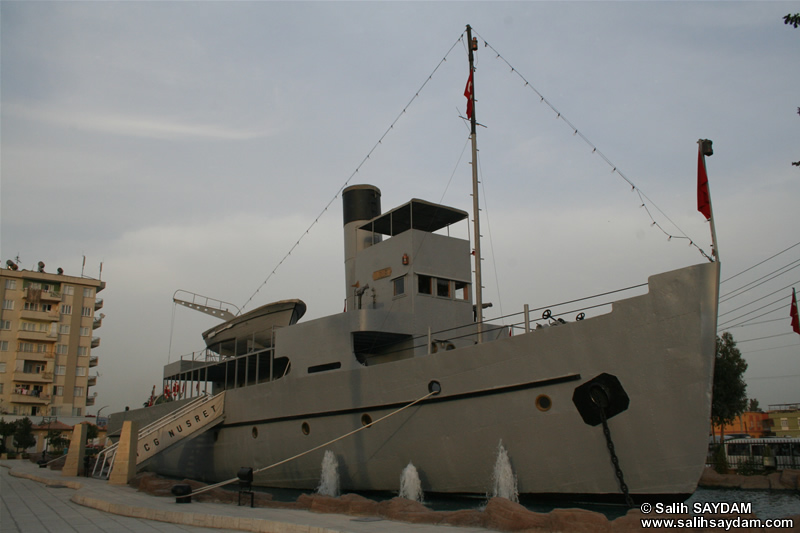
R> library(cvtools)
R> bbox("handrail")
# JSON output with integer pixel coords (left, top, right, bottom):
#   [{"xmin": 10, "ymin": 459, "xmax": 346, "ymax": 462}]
[{"xmin": 93, "ymin": 393, "xmax": 218, "ymax": 478}]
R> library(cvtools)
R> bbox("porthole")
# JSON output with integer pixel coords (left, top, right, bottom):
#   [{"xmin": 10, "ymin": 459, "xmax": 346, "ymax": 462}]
[
  {"xmin": 361, "ymin": 414, "xmax": 372, "ymax": 427},
  {"xmin": 301, "ymin": 422, "xmax": 310, "ymax": 435},
  {"xmin": 535, "ymin": 394, "xmax": 552, "ymax": 412},
  {"xmin": 251, "ymin": 427, "xmax": 258, "ymax": 439}
]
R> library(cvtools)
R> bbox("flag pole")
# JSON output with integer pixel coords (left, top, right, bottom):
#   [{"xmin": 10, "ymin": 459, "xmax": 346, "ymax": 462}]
[
  {"xmin": 698, "ymin": 139, "xmax": 719, "ymax": 263},
  {"xmin": 466, "ymin": 24, "xmax": 483, "ymax": 343}
]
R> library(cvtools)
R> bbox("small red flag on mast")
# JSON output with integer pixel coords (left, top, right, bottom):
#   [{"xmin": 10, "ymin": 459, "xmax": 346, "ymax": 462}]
[
  {"xmin": 791, "ymin": 288, "xmax": 800, "ymax": 335},
  {"xmin": 464, "ymin": 70, "xmax": 474, "ymax": 119},
  {"xmin": 697, "ymin": 145, "xmax": 712, "ymax": 220}
]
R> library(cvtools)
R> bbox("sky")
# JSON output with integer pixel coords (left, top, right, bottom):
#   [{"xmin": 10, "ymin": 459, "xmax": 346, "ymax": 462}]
[{"xmin": 1, "ymin": 1, "xmax": 798, "ymax": 417}]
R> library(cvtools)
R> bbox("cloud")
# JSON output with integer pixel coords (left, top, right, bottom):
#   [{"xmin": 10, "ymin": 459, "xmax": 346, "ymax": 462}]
[{"xmin": 4, "ymin": 102, "xmax": 274, "ymax": 141}]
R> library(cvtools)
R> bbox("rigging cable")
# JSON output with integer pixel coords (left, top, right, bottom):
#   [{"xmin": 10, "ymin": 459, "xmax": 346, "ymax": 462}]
[
  {"xmin": 471, "ymin": 29, "xmax": 713, "ymax": 263},
  {"xmin": 238, "ymin": 33, "xmax": 466, "ymax": 314},
  {"xmin": 721, "ymin": 240, "xmax": 800, "ymax": 284},
  {"xmin": 189, "ymin": 388, "xmax": 438, "ymax": 497}
]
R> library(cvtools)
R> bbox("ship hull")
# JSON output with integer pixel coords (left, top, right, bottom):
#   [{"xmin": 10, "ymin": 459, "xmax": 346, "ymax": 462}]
[{"xmin": 141, "ymin": 262, "xmax": 719, "ymax": 500}]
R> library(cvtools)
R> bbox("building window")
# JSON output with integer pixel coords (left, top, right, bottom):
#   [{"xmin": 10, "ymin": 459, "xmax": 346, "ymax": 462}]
[
  {"xmin": 18, "ymin": 342, "xmax": 34, "ymax": 353},
  {"xmin": 55, "ymin": 365, "xmax": 66, "ymax": 376},
  {"xmin": 74, "ymin": 387, "xmax": 84, "ymax": 397},
  {"xmin": 59, "ymin": 325, "xmax": 70, "ymax": 335},
  {"xmin": 24, "ymin": 302, "xmax": 39, "ymax": 312},
  {"xmin": 75, "ymin": 366, "xmax": 86, "ymax": 376},
  {"xmin": 2, "ymin": 300, "xmax": 13, "ymax": 310},
  {"xmin": 50, "ymin": 406, "xmax": 60, "ymax": 416},
  {"xmin": 80, "ymin": 327, "xmax": 90, "ymax": 336},
  {"xmin": 78, "ymin": 346, "xmax": 88, "ymax": 356},
  {"xmin": 781, "ymin": 418, "xmax": 789, "ymax": 430},
  {"xmin": 4, "ymin": 279, "xmax": 16, "ymax": 290},
  {"xmin": 0, "ymin": 340, "xmax": 8, "ymax": 351},
  {"xmin": 61, "ymin": 305, "xmax": 72, "ymax": 315},
  {"xmin": 53, "ymin": 385, "xmax": 64, "ymax": 396},
  {"xmin": 0, "ymin": 362, "xmax": 6, "ymax": 373},
  {"xmin": 81, "ymin": 307, "xmax": 92, "ymax": 317},
  {"xmin": 83, "ymin": 288, "xmax": 94, "ymax": 298},
  {"xmin": 418, "ymin": 275, "xmax": 433, "ymax": 295},
  {"xmin": 63, "ymin": 285, "xmax": 74, "ymax": 296},
  {"xmin": 36, "ymin": 344, "xmax": 47, "ymax": 353},
  {"xmin": 0, "ymin": 383, "xmax": 3, "ymax": 394},
  {"xmin": 1, "ymin": 320, "xmax": 10, "ymax": 330},
  {"xmin": 393, "ymin": 276, "xmax": 405, "ymax": 296},
  {"xmin": 56, "ymin": 344, "xmax": 68, "ymax": 355}
]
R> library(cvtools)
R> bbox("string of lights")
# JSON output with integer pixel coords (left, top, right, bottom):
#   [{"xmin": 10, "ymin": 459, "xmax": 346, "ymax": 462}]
[
  {"xmin": 471, "ymin": 29, "xmax": 713, "ymax": 263},
  {"xmin": 238, "ymin": 34, "xmax": 466, "ymax": 314}
]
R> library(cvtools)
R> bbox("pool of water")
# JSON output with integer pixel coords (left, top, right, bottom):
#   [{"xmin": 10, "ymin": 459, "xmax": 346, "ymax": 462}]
[{"xmin": 248, "ymin": 485, "xmax": 799, "ymax": 521}]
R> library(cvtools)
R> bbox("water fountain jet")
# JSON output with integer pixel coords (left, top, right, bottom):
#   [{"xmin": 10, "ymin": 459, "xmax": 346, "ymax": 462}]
[
  {"xmin": 399, "ymin": 462, "xmax": 424, "ymax": 502},
  {"xmin": 316, "ymin": 450, "xmax": 340, "ymax": 497},
  {"xmin": 490, "ymin": 441, "xmax": 519, "ymax": 503}
]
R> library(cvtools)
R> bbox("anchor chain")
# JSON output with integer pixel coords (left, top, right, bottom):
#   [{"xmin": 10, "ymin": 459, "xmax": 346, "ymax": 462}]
[{"xmin": 592, "ymin": 386, "xmax": 635, "ymax": 508}]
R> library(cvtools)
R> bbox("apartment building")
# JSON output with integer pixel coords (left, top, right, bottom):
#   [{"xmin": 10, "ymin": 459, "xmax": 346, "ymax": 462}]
[{"xmin": 0, "ymin": 261, "xmax": 105, "ymax": 418}]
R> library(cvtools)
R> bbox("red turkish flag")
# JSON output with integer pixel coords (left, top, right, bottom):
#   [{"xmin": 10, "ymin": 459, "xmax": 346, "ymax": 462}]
[
  {"xmin": 464, "ymin": 70, "xmax": 474, "ymax": 119},
  {"xmin": 697, "ymin": 147, "xmax": 711, "ymax": 220}
]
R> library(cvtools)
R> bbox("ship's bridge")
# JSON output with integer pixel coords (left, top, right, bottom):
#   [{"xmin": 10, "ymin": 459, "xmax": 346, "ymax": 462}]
[{"xmin": 357, "ymin": 198, "xmax": 468, "ymax": 237}]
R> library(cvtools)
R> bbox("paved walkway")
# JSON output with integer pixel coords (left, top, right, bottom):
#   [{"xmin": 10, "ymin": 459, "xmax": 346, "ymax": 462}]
[{"xmin": 0, "ymin": 460, "xmax": 487, "ymax": 533}]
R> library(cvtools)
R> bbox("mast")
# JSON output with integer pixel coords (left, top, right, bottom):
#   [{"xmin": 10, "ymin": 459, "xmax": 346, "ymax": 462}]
[{"xmin": 466, "ymin": 24, "xmax": 483, "ymax": 343}]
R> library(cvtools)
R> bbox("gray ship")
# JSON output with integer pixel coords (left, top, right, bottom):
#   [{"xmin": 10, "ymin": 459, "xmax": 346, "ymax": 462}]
[{"xmin": 107, "ymin": 27, "xmax": 720, "ymax": 503}]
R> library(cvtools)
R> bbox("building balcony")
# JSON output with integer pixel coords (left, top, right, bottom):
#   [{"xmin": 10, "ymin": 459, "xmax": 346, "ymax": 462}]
[
  {"xmin": 87, "ymin": 375, "xmax": 97, "ymax": 387},
  {"xmin": 24, "ymin": 287, "xmax": 62, "ymax": 302},
  {"xmin": 15, "ymin": 351, "xmax": 53, "ymax": 362},
  {"xmin": 16, "ymin": 329, "xmax": 57, "ymax": 342},
  {"xmin": 91, "ymin": 336, "xmax": 101, "ymax": 349},
  {"xmin": 89, "ymin": 356, "xmax": 99, "ymax": 367},
  {"xmin": 94, "ymin": 297, "xmax": 104, "ymax": 311},
  {"xmin": 93, "ymin": 316, "xmax": 103, "ymax": 329},
  {"xmin": 20, "ymin": 309, "xmax": 59, "ymax": 322},
  {"xmin": 11, "ymin": 390, "xmax": 50, "ymax": 405},
  {"xmin": 85, "ymin": 396, "xmax": 96, "ymax": 407},
  {"xmin": 13, "ymin": 371, "xmax": 54, "ymax": 384}
]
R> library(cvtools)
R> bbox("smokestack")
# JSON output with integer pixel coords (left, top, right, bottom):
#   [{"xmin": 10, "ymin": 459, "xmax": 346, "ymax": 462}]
[{"xmin": 343, "ymin": 185, "xmax": 381, "ymax": 311}]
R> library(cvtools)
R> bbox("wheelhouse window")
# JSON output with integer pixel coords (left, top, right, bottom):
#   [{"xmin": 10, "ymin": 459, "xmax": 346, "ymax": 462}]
[
  {"xmin": 436, "ymin": 278, "xmax": 450, "ymax": 298},
  {"xmin": 393, "ymin": 276, "xmax": 405, "ymax": 297},
  {"xmin": 455, "ymin": 281, "xmax": 469, "ymax": 301},
  {"xmin": 418, "ymin": 275, "xmax": 433, "ymax": 295}
]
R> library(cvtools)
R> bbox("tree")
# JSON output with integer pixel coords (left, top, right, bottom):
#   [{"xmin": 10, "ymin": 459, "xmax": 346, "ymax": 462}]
[
  {"xmin": 0, "ymin": 419, "xmax": 17, "ymax": 454},
  {"xmin": 784, "ymin": 13, "xmax": 800, "ymax": 28},
  {"xmin": 711, "ymin": 332, "xmax": 749, "ymax": 444},
  {"xmin": 46, "ymin": 430, "xmax": 68, "ymax": 452},
  {"xmin": 85, "ymin": 423, "xmax": 99, "ymax": 444},
  {"xmin": 747, "ymin": 398, "xmax": 762, "ymax": 412},
  {"xmin": 13, "ymin": 417, "xmax": 36, "ymax": 453}
]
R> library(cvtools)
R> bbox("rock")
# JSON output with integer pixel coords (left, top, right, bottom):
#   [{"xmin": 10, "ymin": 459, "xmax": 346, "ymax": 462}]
[
  {"xmin": 483, "ymin": 497, "xmax": 552, "ymax": 531},
  {"xmin": 438, "ymin": 509, "xmax": 486, "ymax": 528},
  {"xmin": 339, "ymin": 493, "xmax": 380, "ymax": 516},
  {"xmin": 779, "ymin": 469, "xmax": 800, "ymax": 490},
  {"xmin": 548, "ymin": 507, "xmax": 610, "ymax": 533},
  {"xmin": 738, "ymin": 475, "xmax": 770, "ymax": 490},
  {"xmin": 377, "ymin": 497, "xmax": 439, "ymax": 524}
]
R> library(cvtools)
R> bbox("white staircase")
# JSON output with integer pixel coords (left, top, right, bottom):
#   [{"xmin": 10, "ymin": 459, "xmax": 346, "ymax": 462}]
[{"xmin": 93, "ymin": 392, "xmax": 225, "ymax": 479}]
